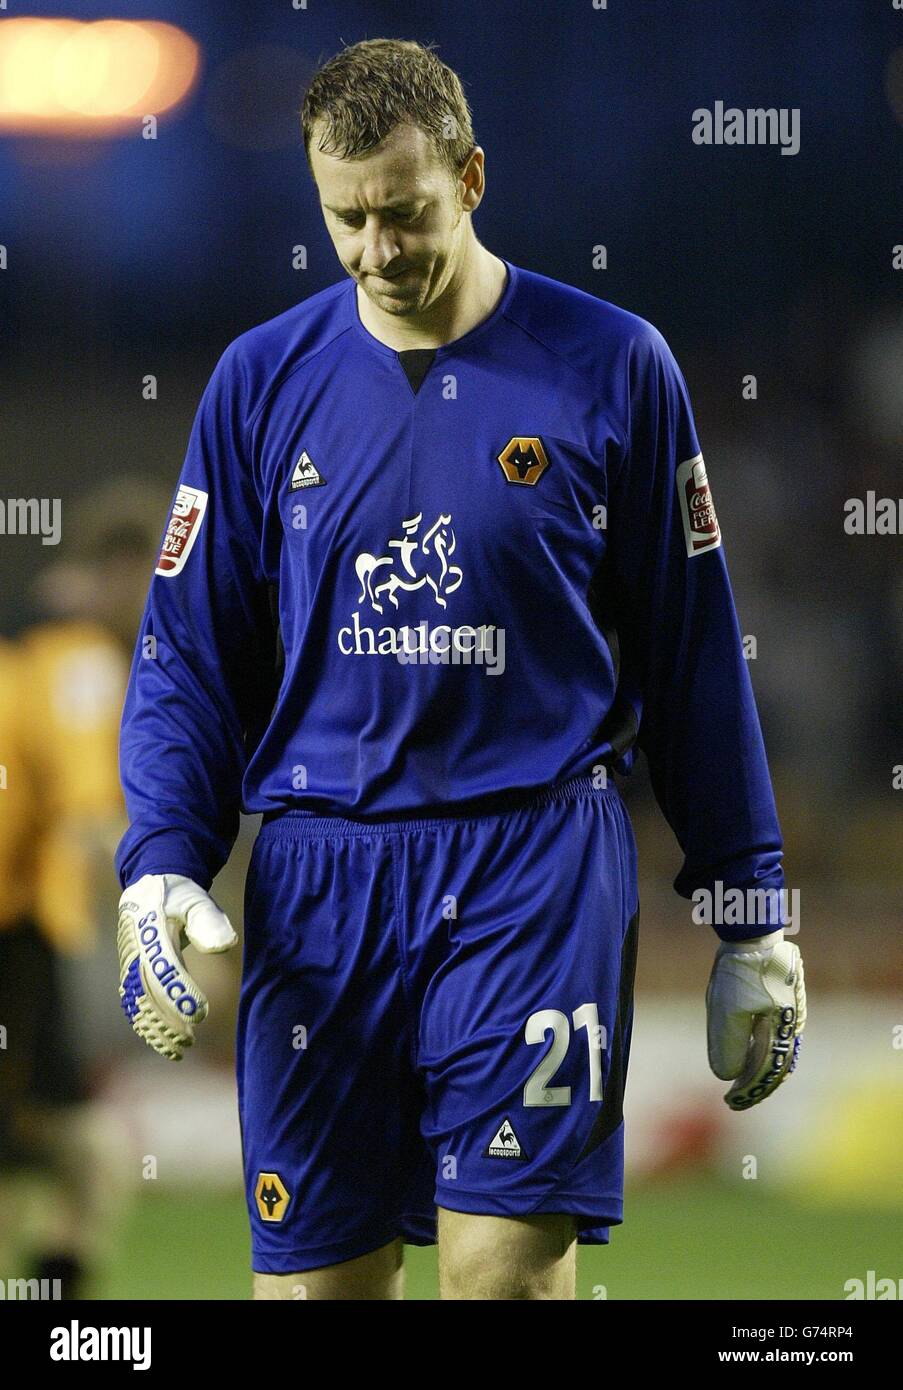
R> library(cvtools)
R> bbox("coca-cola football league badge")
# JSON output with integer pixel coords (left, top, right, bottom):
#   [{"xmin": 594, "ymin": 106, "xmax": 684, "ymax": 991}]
[
  {"xmin": 155, "ymin": 485, "xmax": 209, "ymax": 577},
  {"xmin": 676, "ymin": 454, "xmax": 721, "ymax": 557}
]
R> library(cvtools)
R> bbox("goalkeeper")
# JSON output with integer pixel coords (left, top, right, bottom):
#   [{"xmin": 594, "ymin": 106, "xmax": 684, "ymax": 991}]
[{"xmin": 115, "ymin": 36, "xmax": 805, "ymax": 1302}]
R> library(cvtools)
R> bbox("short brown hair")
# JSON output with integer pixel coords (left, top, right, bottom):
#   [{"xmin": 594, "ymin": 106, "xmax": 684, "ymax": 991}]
[{"xmin": 301, "ymin": 38, "xmax": 475, "ymax": 181}]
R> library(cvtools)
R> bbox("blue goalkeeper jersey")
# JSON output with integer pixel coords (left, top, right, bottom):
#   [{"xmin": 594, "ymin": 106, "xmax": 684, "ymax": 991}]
[{"xmin": 115, "ymin": 259, "xmax": 783, "ymax": 929}]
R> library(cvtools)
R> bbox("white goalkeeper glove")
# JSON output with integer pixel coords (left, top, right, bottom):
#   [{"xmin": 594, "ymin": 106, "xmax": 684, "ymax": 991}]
[
  {"xmin": 705, "ymin": 928, "xmax": 806, "ymax": 1110},
  {"xmin": 118, "ymin": 873, "xmax": 238, "ymax": 1061}
]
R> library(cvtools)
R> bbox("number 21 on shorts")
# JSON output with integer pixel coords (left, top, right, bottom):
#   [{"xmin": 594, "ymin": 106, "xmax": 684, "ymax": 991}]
[{"xmin": 523, "ymin": 1004, "xmax": 606, "ymax": 1106}]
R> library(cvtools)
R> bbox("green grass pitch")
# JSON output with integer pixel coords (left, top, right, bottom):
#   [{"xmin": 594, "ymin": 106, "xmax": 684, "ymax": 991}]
[{"xmin": 87, "ymin": 1178, "xmax": 897, "ymax": 1300}]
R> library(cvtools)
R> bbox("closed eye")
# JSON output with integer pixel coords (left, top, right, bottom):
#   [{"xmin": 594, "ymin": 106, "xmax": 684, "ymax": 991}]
[{"xmin": 333, "ymin": 207, "xmax": 425, "ymax": 228}]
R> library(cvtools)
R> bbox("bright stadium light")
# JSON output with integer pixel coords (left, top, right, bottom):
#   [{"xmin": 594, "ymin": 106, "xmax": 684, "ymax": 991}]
[{"xmin": 0, "ymin": 18, "xmax": 200, "ymax": 134}]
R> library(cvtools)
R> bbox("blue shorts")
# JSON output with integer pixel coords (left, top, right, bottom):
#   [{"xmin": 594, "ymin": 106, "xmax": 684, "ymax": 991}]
[{"xmin": 237, "ymin": 774, "xmax": 639, "ymax": 1274}]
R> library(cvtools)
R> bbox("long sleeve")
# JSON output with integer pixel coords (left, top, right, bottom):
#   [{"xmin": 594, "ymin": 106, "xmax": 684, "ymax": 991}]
[
  {"xmin": 607, "ymin": 325, "xmax": 784, "ymax": 940},
  {"xmin": 115, "ymin": 344, "xmax": 276, "ymax": 890}
]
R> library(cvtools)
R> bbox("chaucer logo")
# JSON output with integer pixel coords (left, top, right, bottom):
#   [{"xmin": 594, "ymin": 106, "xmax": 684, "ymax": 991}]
[
  {"xmin": 676, "ymin": 454, "xmax": 721, "ymax": 557},
  {"xmin": 337, "ymin": 512, "xmax": 505, "ymax": 674},
  {"xmin": 355, "ymin": 512, "xmax": 462, "ymax": 613},
  {"xmin": 155, "ymin": 485, "xmax": 208, "ymax": 577},
  {"xmin": 497, "ymin": 437, "xmax": 550, "ymax": 486}
]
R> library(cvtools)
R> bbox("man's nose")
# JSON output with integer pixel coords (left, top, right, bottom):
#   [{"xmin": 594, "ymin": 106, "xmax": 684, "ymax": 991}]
[{"xmin": 360, "ymin": 220, "xmax": 401, "ymax": 271}]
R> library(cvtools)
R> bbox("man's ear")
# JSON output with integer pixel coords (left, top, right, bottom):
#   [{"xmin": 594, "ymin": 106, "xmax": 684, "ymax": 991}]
[{"xmin": 459, "ymin": 147, "xmax": 485, "ymax": 212}]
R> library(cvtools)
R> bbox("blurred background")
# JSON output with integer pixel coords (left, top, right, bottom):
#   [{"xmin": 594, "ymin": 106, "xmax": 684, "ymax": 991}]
[{"xmin": 0, "ymin": 0, "xmax": 900, "ymax": 1299}]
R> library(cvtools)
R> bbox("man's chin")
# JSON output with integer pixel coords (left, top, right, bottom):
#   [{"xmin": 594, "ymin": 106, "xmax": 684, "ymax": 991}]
[{"xmin": 361, "ymin": 283, "xmax": 423, "ymax": 316}]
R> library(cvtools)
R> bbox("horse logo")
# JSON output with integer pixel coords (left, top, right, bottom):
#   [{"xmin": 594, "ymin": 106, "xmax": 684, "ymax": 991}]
[{"xmin": 355, "ymin": 512, "xmax": 463, "ymax": 614}]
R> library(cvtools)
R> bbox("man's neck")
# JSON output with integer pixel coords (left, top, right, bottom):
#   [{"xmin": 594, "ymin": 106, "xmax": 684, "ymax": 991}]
[{"xmin": 355, "ymin": 239, "xmax": 508, "ymax": 352}]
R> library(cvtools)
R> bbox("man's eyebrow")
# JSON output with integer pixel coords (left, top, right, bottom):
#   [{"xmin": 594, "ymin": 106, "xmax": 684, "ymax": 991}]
[{"xmin": 324, "ymin": 198, "xmax": 427, "ymax": 215}]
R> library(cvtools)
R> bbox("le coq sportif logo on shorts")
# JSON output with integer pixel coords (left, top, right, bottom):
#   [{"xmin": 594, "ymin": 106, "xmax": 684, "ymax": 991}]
[{"xmin": 336, "ymin": 511, "xmax": 505, "ymax": 673}]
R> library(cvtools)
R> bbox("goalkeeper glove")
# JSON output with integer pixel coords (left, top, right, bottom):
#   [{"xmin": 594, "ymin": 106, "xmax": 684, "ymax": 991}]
[
  {"xmin": 705, "ymin": 928, "xmax": 806, "ymax": 1110},
  {"xmin": 117, "ymin": 873, "xmax": 237, "ymax": 1061}
]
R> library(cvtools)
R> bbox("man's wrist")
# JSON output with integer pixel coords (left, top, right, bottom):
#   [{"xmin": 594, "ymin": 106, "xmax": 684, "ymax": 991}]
[
  {"xmin": 716, "ymin": 927, "xmax": 784, "ymax": 954},
  {"xmin": 119, "ymin": 865, "xmax": 213, "ymax": 894}
]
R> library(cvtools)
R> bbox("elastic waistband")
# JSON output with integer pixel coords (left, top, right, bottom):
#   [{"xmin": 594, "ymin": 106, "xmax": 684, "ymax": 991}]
[{"xmin": 258, "ymin": 772, "xmax": 616, "ymax": 842}]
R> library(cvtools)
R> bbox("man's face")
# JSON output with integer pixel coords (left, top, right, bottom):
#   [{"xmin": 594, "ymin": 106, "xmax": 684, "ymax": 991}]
[{"xmin": 310, "ymin": 120, "xmax": 476, "ymax": 317}]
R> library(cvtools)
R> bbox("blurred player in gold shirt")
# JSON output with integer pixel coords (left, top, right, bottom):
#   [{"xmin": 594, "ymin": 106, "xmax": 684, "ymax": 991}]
[{"xmin": 0, "ymin": 480, "xmax": 169, "ymax": 1294}]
